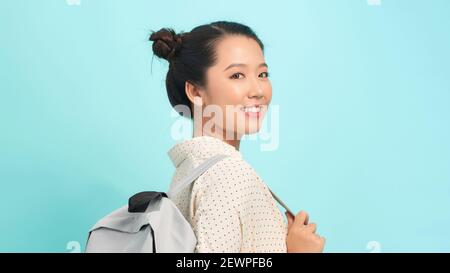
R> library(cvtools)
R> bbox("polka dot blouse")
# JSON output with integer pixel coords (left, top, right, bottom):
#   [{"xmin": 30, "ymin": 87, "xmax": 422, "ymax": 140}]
[{"xmin": 167, "ymin": 135, "xmax": 288, "ymax": 253}]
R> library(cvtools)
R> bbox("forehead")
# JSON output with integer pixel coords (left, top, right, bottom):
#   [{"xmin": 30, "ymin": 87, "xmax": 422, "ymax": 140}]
[{"xmin": 213, "ymin": 35, "xmax": 265, "ymax": 68}]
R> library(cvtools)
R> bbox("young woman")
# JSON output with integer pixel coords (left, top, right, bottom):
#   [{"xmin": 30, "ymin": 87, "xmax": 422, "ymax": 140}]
[{"xmin": 149, "ymin": 21, "xmax": 325, "ymax": 253}]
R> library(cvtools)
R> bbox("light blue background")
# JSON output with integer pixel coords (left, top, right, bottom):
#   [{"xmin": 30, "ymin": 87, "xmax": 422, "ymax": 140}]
[{"xmin": 1, "ymin": 0, "xmax": 449, "ymax": 252}]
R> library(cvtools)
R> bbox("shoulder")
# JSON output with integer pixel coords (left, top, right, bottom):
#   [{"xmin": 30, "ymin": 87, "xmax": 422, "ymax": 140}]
[
  {"xmin": 191, "ymin": 156, "xmax": 264, "ymax": 208},
  {"xmin": 196, "ymin": 155, "xmax": 260, "ymax": 188}
]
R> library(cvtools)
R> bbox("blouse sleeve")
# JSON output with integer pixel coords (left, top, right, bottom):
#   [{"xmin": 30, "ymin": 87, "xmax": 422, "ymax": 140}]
[{"xmin": 191, "ymin": 184, "xmax": 242, "ymax": 253}]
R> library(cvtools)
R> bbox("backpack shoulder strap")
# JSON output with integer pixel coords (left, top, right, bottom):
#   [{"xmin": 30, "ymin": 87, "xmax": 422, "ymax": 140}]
[
  {"xmin": 267, "ymin": 188, "xmax": 294, "ymax": 216},
  {"xmin": 167, "ymin": 154, "xmax": 293, "ymax": 215},
  {"xmin": 167, "ymin": 154, "xmax": 228, "ymax": 199}
]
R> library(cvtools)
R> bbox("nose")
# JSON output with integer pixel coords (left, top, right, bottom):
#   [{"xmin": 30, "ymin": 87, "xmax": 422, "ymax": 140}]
[{"xmin": 248, "ymin": 80, "xmax": 264, "ymax": 99}]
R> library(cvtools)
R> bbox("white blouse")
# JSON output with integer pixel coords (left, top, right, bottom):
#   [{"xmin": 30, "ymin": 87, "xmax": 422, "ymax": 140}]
[{"xmin": 167, "ymin": 135, "xmax": 288, "ymax": 253}]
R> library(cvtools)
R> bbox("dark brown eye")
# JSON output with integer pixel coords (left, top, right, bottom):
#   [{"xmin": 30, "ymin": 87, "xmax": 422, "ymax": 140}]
[
  {"xmin": 260, "ymin": 72, "xmax": 270, "ymax": 78},
  {"xmin": 230, "ymin": 73, "xmax": 244, "ymax": 79}
]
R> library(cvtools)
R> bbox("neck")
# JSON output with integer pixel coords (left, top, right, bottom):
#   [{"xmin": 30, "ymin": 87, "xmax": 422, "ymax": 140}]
[{"xmin": 193, "ymin": 125, "xmax": 241, "ymax": 151}]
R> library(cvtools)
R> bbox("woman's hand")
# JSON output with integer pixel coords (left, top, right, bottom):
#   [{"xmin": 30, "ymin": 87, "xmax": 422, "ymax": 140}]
[{"xmin": 285, "ymin": 210, "xmax": 326, "ymax": 253}]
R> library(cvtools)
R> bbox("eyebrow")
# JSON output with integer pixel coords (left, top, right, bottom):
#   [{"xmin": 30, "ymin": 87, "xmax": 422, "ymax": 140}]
[{"xmin": 223, "ymin": 62, "xmax": 268, "ymax": 71}]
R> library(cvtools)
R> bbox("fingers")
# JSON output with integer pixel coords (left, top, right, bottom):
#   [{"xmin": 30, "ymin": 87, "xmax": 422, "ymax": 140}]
[
  {"xmin": 315, "ymin": 234, "xmax": 326, "ymax": 243},
  {"xmin": 286, "ymin": 211, "xmax": 319, "ymax": 236},
  {"xmin": 294, "ymin": 211, "xmax": 309, "ymax": 226},
  {"xmin": 305, "ymin": 223, "xmax": 317, "ymax": 233},
  {"xmin": 318, "ymin": 236, "xmax": 326, "ymax": 251}
]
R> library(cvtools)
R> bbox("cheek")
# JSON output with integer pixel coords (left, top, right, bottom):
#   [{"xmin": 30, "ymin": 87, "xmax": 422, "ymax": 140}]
[
  {"xmin": 227, "ymin": 87, "xmax": 248, "ymax": 104},
  {"xmin": 264, "ymin": 82, "xmax": 273, "ymax": 103},
  {"xmin": 210, "ymin": 80, "xmax": 246, "ymax": 106}
]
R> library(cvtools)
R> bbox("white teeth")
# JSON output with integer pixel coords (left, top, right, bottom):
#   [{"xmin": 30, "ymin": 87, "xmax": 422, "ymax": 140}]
[{"xmin": 242, "ymin": 106, "xmax": 261, "ymax": 113}]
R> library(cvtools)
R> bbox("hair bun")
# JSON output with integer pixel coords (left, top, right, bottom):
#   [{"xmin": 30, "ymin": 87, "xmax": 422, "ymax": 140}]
[{"xmin": 149, "ymin": 28, "xmax": 183, "ymax": 61}]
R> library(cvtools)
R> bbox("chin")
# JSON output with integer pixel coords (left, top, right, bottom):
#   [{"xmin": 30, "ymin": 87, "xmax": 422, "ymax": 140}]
[
  {"xmin": 236, "ymin": 119, "xmax": 263, "ymax": 136},
  {"xmin": 244, "ymin": 125, "xmax": 261, "ymax": 135}
]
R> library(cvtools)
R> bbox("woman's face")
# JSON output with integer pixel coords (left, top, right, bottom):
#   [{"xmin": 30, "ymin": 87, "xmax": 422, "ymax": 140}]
[{"xmin": 196, "ymin": 35, "xmax": 272, "ymax": 139}]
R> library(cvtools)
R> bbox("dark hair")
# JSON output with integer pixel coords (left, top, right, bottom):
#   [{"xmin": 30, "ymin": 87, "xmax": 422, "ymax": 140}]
[{"xmin": 149, "ymin": 21, "xmax": 264, "ymax": 118}]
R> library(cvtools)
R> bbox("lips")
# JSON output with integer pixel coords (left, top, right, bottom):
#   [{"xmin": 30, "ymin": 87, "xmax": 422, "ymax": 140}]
[
  {"xmin": 240, "ymin": 105, "xmax": 262, "ymax": 113},
  {"xmin": 240, "ymin": 104, "xmax": 265, "ymax": 118}
]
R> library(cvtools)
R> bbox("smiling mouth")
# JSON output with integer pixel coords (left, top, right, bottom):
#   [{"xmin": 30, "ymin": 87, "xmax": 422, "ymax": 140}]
[
  {"xmin": 240, "ymin": 105, "xmax": 262, "ymax": 113},
  {"xmin": 239, "ymin": 105, "xmax": 264, "ymax": 118}
]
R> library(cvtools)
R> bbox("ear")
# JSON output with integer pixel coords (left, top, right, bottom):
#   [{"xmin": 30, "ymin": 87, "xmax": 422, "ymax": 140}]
[{"xmin": 185, "ymin": 81, "xmax": 204, "ymax": 107}]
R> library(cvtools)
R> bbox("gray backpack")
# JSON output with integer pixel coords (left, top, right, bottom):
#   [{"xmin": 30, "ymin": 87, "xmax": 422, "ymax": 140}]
[{"xmin": 85, "ymin": 154, "xmax": 292, "ymax": 253}]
